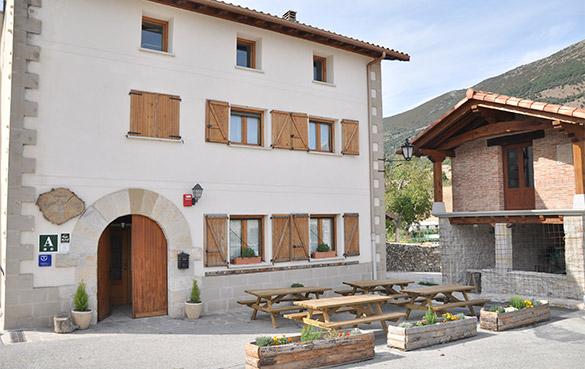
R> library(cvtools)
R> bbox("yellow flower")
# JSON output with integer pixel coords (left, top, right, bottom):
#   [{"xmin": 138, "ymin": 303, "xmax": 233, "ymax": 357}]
[{"xmin": 524, "ymin": 300, "xmax": 533, "ymax": 308}]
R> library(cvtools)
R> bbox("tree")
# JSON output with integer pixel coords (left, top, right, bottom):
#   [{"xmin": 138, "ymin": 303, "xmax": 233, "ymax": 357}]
[{"xmin": 385, "ymin": 156, "xmax": 433, "ymax": 242}]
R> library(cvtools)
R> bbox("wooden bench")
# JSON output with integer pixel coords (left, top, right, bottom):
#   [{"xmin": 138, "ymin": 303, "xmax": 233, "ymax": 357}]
[
  {"xmin": 428, "ymin": 299, "xmax": 488, "ymax": 312},
  {"xmin": 284, "ymin": 307, "xmax": 356, "ymax": 322},
  {"xmin": 334, "ymin": 289, "xmax": 356, "ymax": 296},
  {"xmin": 237, "ymin": 299, "xmax": 257, "ymax": 307},
  {"xmin": 304, "ymin": 312, "xmax": 406, "ymax": 330}
]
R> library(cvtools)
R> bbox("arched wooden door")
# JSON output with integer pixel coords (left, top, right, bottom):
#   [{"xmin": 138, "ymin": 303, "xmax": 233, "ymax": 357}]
[
  {"xmin": 97, "ymin": 228, "xmax": 111, "ymax": 321},
  {"xmin": 131, "ymin": 215, "xmax": 168, "ymax": 318}
]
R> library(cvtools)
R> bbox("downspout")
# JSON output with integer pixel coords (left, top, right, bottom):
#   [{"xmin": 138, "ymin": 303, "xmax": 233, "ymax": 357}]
[{"xmin": 366, "ymin": 52, "xmax": 386, "ymax": 280}]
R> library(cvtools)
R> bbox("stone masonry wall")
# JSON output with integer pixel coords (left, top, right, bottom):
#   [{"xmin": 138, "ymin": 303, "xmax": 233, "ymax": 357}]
[
  {"xmin": 386, "ymin": 243, "xmax": 441, "ymax": 272},
  {"xmin": 452, "ymin": 139, "xmax": 504, "ymax": 212}
]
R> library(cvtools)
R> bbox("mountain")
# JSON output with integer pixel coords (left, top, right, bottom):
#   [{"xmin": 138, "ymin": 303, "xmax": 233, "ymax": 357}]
[{"xmin": 384, "ymin": 40, "xmax": 585, "ymax": 156}]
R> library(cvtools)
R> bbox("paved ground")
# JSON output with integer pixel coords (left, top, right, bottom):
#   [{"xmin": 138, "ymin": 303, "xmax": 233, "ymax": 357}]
[{"xmin": 1, "ymin": 305, "xmax": 583, "ymax": 369}]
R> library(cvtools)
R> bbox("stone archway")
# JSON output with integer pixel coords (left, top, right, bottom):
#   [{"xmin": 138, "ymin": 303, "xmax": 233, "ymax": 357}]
[{"xmin": 60, "ymin": 189, "xmax": 197, "ymax": 324}]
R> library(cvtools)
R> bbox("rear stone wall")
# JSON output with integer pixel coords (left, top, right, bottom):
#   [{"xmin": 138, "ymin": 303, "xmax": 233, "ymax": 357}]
[{"xmin": 386, "ymin": 243, "xmax": 440, "ymax": 272}]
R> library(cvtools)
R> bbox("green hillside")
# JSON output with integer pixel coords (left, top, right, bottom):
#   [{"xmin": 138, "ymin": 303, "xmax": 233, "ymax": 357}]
[{"xmin": 384, "ymin": 40, "xmax": 585, "ymax": 156}]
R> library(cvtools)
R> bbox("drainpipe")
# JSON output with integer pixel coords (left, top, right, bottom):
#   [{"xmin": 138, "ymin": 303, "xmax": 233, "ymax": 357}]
[{"xmin": 366, "ymin": 52, "xmax": 386, "ymax": 280}]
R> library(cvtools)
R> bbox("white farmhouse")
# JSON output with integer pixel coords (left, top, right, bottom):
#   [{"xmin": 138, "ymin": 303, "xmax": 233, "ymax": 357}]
[{"xmin": 0, "ymin": 0, "xmax": 409, "ymax": 329}]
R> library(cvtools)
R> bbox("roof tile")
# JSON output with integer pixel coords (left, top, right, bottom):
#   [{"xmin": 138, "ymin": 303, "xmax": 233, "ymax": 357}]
[{"xmin": 543, "ymin": 104, "xmax": 561, "ymax": 114}]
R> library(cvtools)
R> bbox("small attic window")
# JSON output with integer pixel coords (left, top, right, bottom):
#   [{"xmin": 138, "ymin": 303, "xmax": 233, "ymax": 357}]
[
  {"xmin": 141, "ymin": 16, "xmax": 169, "ymax": 52},
  {"xmin": 236, "ymin": 38, "xmax": 256, "ymax": 69},
  {"xmin": 313, "ymin": 56, "xmax": 327, "ymax": 82}
]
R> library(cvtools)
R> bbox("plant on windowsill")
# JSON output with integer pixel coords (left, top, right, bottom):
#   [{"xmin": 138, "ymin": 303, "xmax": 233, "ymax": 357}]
[
  {"xmin": 311, "ymin": 243, "xmax": 336, "ymax": 259},
  {"xmin": 185, "ymin": 279, "xmax": 203, "ymax": 320},
  {"xmin": 231, "ymin": 247, "xmax": 262, "ymax": 265},
  {"xmin": 71, "ymin": 281, "xmax": 92, "ymax": 330}
]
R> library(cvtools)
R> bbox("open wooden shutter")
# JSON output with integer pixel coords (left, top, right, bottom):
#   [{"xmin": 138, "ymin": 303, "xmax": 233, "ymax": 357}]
[
  {"xmin": 290, "ymin": 113, "xmax": 309, "ymax": 151},
  {"xmin": 129, "ymin": 90, "xmax": 180, "ymax": 139},
  {"xmin": 341, "ymin": 119, "xmax": 359, "ymax": 155},
  {"xmin": 290, "ymin": 214, "xmax": 310, "ymax": 260},
  {"xmin": 206, "ymin": 100, "xmax": 229, "ymax": 144},
  {"xmin": 157, "ymin": 94, "xmax": 181, "ymax": 139},
  {"xmin": 271, "ymin": 111, "xmax": 292, "ymax": 149},
  {"xmin": 343, "ymin": 213, "xmax": 360, "ymax": 256},
  {"xmin": 271, "ymin": 215, "xmax": 291, "ymax": 262},
  {"xmin": 205, "ymin": 215, "xmax": 228, "ymax": 266}
]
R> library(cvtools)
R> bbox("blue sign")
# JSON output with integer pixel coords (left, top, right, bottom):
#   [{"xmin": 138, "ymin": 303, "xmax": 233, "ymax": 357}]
[{"xmin": 38, "ymin": 254, "xmax": 52, "ymax": 267}]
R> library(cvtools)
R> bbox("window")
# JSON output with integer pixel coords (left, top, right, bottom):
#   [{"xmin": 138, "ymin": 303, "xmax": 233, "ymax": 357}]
[
  {"xmin": 309, "ymin": 119, "xmax": 333, "ymax": 152},
  {"xmin": 230, "ymin": 108, "xmax": 263, "ymax": 146},
  {"xmin": 229, "ymin": 216, "xmax": 263, "ymax": 261},
  {"xmin": 313, "ymin": 56, "xmax": 327, "ymax": 82},
  {"xmin": 129, "ymin": 90, "xmax": 181, "ymax": 139},
  {"xmin": 309, "ymin": 216, "xmax": 335, "ymax": 254},
  {"xmin": 141, "ymin": 17, "xmax": 168, "ymax": 52},
  {"xmin": 236, "ymin": 38, "xmax": 256, "ymax": 68}
]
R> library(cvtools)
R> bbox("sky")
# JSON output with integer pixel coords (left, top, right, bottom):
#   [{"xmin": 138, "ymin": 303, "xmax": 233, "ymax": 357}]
[{"xmin": 230, "ymin": 0, "xmax": 585, "ymax": 116}]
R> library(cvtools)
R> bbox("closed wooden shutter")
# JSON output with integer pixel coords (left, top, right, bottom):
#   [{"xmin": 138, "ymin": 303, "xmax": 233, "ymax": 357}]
[
  {"xmin": 341, "ymin": 119, "xmax": 359, "ymax": 155},
  {"xmin": 205, "ymin": 215, "xmax": 228, "ymax": 266},
  {"xmin": 343, "ymin": 213, "xmax": 360, "ymax": 256},
  {"xmin": 290, "ymin": 113, "xmax": 309, "ymax": 151},
  {"xmin": 290, "ymin": 214, "xmax": 310, "ymax": 260},
  {"xmin": 271, "ymin": 215, "xmax": 291, "ymax": 262},
  {"xmin": 129, "ymin": 90, "xmax": 181, "ymax": 139},
  {"xmin": 206, "ymin": 100, "xmax": 229, "ymax": 144},
  {"xmin": 271, "ymin": 111, "xmax": 292, "ymax": 149}
]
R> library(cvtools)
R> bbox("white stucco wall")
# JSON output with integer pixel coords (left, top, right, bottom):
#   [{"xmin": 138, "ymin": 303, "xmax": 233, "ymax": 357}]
[{"xmin": 23, "ymin": 0, "xmax": 374, "ymax": 288}]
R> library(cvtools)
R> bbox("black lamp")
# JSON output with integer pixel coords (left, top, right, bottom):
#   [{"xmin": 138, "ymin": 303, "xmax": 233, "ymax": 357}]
[
  {"xmin": 401, "ymin": 139, "xmax": 414, "ymax": 161},
  {"xmin": 192, "ymin": 184, "xmax": 204, "ymax": 205}
]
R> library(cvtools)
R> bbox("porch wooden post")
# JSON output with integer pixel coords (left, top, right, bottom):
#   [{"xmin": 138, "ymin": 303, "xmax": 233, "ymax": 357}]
[
  {"xmin": 430, "ymin": 154, "xmax": 446, "ymax": 203},
  {"xmin": 574, "ymin": 140, "xmax": 584, "ymax": 195}
]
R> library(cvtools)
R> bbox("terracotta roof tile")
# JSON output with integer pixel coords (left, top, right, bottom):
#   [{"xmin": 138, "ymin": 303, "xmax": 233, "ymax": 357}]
[
  {"xmin": 543, "ymin": 104, "xmax": 561, "ymax": 114},
  {"xmin": 574, "ymin": 110, "xmax": 585, "ymax": 119}
]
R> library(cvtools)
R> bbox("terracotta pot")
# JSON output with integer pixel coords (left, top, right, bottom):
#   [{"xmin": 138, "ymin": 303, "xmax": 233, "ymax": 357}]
[
  {"xmin": 311, "ymin": 251, "xmax": 337, "ymax": 259},
  {"xmin": 71, "ymin": 310, "xmax": 92, "ymax": 330},
  {"xmin": 231, "ymin": 256, "xmax": 262, "ymax": 265},
  {"xmin": 185, "ymin": 302, "xmax": 203, "ymax": 320}
]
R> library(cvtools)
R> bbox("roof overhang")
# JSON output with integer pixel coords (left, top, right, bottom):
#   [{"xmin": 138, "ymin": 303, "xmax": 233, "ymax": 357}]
[{"xmin": 148, "ymin": 0, "xmax": 410, "ymax": 61}]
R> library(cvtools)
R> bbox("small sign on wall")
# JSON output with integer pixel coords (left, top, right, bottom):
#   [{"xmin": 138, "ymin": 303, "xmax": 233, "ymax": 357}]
[
  {"xmin": 38, "ymin": 254, "xmax": 52, "ymax": 267},
  {"xmin": 39, "ymin": 234, "xmax": 58, "ymax": 253},
  {"xmin": 60, "ymin": 233, "xmax": 70, "ymax": 243}
]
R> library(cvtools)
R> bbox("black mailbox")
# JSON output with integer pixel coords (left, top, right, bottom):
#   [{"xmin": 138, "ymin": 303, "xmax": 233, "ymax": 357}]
[{"xmin": 177, "ymin": 252, "xmax": 190, "ymax": 269}]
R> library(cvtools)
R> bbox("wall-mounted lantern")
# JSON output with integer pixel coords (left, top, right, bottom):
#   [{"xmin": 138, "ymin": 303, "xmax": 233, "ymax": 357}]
[
  {"xmin": 192, "ymin": 184, "xmax": 204, "ymax": 205},
  {"xmin": 401, "ymin": 139, "xmax": 414, "ymax": 161},
  {"xmin": 177, "ymin": 251, "xmax": 190, "ymax": 269}
]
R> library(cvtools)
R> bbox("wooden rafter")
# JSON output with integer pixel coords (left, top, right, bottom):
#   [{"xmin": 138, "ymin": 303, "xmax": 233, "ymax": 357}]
[{"xmin": 449, "ymin": 215, "xmax": 564, "ymax": 225}]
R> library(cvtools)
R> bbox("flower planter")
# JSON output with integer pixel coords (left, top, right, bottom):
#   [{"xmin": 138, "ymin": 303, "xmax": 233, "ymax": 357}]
[
  {"xmin": 245, "ymin": 331, "xmax": 375, "ymax": 369},
  {"xmin": 480, "ymin": 300, "xmax": 550, "ymax": 331},
  {"xmin": 387, "ymin": 316, "xmax": 477, "ymax": 351},
  {"xmin": 311, "ymin": 251, "xmax": 337, "ymax": 259},
  {"xmin": 185, "ymin": 302, "xmax": 203, "ymax": 320},
  {"xmin": 231, "ymin": 256, "xmax": 262, "ymax": 265},
  {"xmin": 71, "ymin": 310, "xmax": 92, "ymax": 330}
]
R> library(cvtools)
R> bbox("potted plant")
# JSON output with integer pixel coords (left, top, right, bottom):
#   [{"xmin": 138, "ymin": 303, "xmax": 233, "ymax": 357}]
[
  {"xmin": 231, "ymin": 247, "xmax": 261, "ymax": 265},
  {"xmin": 71, "ymin": 281, "xmax": 92, "ymax": 330},
  {"xmin": 311, "ymin": 243, "xmax": 336, "ymax": 259},
  {"xmin": 185, "ymin": 280, "xmax": 203, "ymax": 320},
  {"xmin": 480, "ymin": 296, "xmax": 549, "ymax": 331}
]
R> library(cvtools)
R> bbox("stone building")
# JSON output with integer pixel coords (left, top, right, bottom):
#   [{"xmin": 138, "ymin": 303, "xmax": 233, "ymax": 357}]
[
  {"xmin": 411, "ymin": 89, "xmax": 584, "ymax": 303},
  {"xmin": 0, "ymin": 0, "xmax": 409, "ymax": 329}
]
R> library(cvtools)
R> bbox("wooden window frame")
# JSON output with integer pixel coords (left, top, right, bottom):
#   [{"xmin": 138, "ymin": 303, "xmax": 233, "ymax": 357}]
[
  {"xmin": 313, "ymin": 55, "xmax": 327, "ymax": 82},
  {"xmin": 141, "ymin": 16, "xmax": 169, "ymax": 53},
  {"xmin": 310, "ymin": 215, "xmax": 337, "ymax": 252},
  {"xmin": 229, "ymin": 215, "xmax": 264, "ymax": 261},
  {"xmin": 229, "ymin": 106, "xmax": 264, "ymax": 146},
  {"xmin": 236, "ymin": 38, "xmax": 256, "ymax": 69},
  {"xmin": 309, "ymin": 118, "xmax": 335, "ymax": 153}
]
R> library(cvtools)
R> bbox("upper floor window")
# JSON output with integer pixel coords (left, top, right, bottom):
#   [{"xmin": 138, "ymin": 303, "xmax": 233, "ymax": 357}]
[
  {"xmin": 129, "ymin": 90, "xmax": 181, "ymax": 140},
  {"xmin": 141, "ymin": 17, "xmax": 169, "ymax": 52},
  {"xmin": 230, "ymin": 108, "xmax": 263, "ymax": 146},
  {"xmin": 309, "ymin": 119, "xmax": 333, "ymax": 152},
  {"xmin": 313, "ymin": 56, "xmax": 327, "ymax": 82},
  {"xmin": 236, "ymin": 38, "xmax": 256, "ymax": 69}
]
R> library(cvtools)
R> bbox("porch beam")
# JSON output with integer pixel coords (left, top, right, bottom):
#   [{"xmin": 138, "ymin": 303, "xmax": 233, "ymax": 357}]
[
  {"xmin": 574, "ymin": 140, "xmax": 584, "ymax": 195},
  {"xmin": 429, "ymin": 153, "xmax": 446, "ymax": 203}
]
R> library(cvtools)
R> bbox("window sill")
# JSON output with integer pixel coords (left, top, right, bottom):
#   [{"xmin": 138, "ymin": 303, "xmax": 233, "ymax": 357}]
[
  {"xmin": 126, "ymin": 134, "xmax": 183, "ymax": 143},
  {"xmin": 309, "ymin": 256, "xmax": 345, "ymax": 263},
  {"xmin": 235, "ymin": 65, "xmax": 264, "ymax": 74},
  {"xmin": 227, "ymin": 261, "xmax": 271, "ymax": 270},
  {"xmin": 139, "ymin": 47, "xmax": 175, "ymax": 57},
  {"xmin": 228, "ymin": 142, "xmax": 271, "ymax": 151},
  {"xmin": 312, "ymin": 80, "xmax": 336, "ymax": 87},
  {"xmin": 308, "ymin": 150, "xmax": 341, "ymax": 157},
  {"xmin": 205, "ymin": 259, "xmax": 359, "ymax": 276}
]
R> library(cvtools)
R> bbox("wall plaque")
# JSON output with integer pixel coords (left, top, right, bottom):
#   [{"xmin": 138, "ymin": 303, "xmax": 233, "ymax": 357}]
[{"xmin": 36, "ymin": 188, "xmax": 85, "ymax": 225}]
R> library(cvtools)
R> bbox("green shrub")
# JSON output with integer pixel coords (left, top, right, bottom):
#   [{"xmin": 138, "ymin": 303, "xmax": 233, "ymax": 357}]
[
  {"xmin": 291, "ymin": 283, "xmax": 304, "ymax": 288},
  {"xmin": 300, "ymin": 325, "xmax": 322, "ymax": 342},
  {"xmin": 73, "ymin": 281, "xmax": 89, "ymax": 312},
  {"xmin": 255, "ymin": 336, "xmax": 272, "ymax": 347},
  {"xmin": 509, "ymin": 296, "xmax": 524, "ymax": 310},
  {"xmin": 488, "ymin": 305, "xmax": 505, "ymax": 313},
  {"xmin": 423, "ymin": 305, "xmax": 437, "ymax": 325},
  {"xmin": 241, "ymin": 248, "xmax": 257, "ymax": 258},
  {"xmin": 189, "ymin": 280, "xmax": 201, "ymax": 303},
  {"xmin": 316, "ymin": 243, "xmax": 330, "ymax": 252}
]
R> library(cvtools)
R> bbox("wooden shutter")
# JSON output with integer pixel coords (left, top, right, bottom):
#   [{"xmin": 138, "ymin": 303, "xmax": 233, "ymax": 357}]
[
  {"xmin": 290, "ymin": 113, "xmax": 309, "ymax": 151},
  {"xmin": 290, "ymin": 214, "xmax": 310, "ymax": 260},
  {"xmin": 271, "ymin": 215, "xmax": 291, "ymax": 262},
  {"xmin": 157, "ymin": 94, "xmax": 181, "ymax": 139},
  {"xmin": 129, "ymin": 90, "xmax": 180, "ymax": 139},
  {"xmin": 206, "ymin": 100, "xmax": 229, "ymax": 144},
  {"xmin": 341, "ymin": 119, "xmax": 359, "ymax": 155},
  {"xmin": 343, "ymin": 213, "xmax": 360, "ymax": 256},
  {"xmin": 205, "ymin": 215, "xmax": 228, "ymax": 266},
  {"xmin": 271, "ymin": 111, "xmax": 292, "ymax": 149}
]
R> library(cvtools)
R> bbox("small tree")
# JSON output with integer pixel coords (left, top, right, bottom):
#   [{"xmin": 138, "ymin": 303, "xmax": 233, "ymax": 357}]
[
  {"xmin": 73, "ymin": 281, "xmax": 89, "ymax": 312},
  {"xmin": 385, "ymin": 156, "xmax": 433, "ymax": 242},
  {"xmin": 189, "ymin": 280, "xmax": 201, "ymax": 304}
]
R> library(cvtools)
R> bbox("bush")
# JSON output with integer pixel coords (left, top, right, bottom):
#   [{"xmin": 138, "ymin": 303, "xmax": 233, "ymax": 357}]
[
  {"xmin": 255, "ymin": 336, "xmax": 272, "ymax": 347},
  {"xmin": 300, "ymin": 325, "xmax": 322, "ymax": 342},
  {"xmin": 73, "ymin": 281, "xmax": 89, "ymax": 312},
  {"xmin": 291, "ymin": 283, "xmax": 304, "ymax": 288},
  {"xmin": 189, "ymin": 280, "xmax": 201, "ymax": 303},
  {"xmin": 423, "ymin": 305, "xmax": 437, "ymax": 325},
  {"xmin": 509, "ymin": 296, "xmax": 524, "ymax": 310},
  {"xmin": 241, "ymin": 248, "xmax": 257, "ymax": 258},
  {"xmin": 316, "ymin": 243, "xmax": 330, "ymax": 252}
]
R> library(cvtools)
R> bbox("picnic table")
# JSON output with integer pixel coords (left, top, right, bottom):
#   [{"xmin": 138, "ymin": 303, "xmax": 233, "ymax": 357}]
[
  {"xmin": 401, "ymin": 284, "xmax": 488, "ymax": 318},
  {"xmin": 286, "ymin": 295, "xmax": 406, "ymax": 334},
  {"xmin": 338, "ymin": 279, "xmax": 414, "ymax": 302},
  {"xmin": 239, "ymin": 287, "xmax": 330, "ymax": 328}
]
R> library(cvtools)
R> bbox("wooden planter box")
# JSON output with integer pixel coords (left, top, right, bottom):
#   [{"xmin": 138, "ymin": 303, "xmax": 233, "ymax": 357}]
[
  {"xmin": 311, "ymin": 251, "xmax": 336, "ymax": 259},
  {"xmin": 231, "ymin": 256, "xmax": 262, "ymax": 265},
  {"xmin": 480, "ymin": 301, "xmax": 550, "ymax": 331},
  {"xmin": 245, "ymin": 331, "xmax": 375, "ymax": 369},
  {"xmin": 387, "ymin": 316, "xmax": 477, "ymax": 351}
]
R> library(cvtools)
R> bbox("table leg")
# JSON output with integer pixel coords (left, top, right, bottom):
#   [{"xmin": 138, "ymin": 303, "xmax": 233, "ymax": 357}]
[
  {"xmin": 462, "ymin": 291, "xmax": 475, "ymax": 316},
  {"xmin": 251, "ymin": 297, "xmax": 261, "ymax": 320},
  {"xmin": 374, "ymin": 302, "xmax": 388, "ymax": 335}
]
